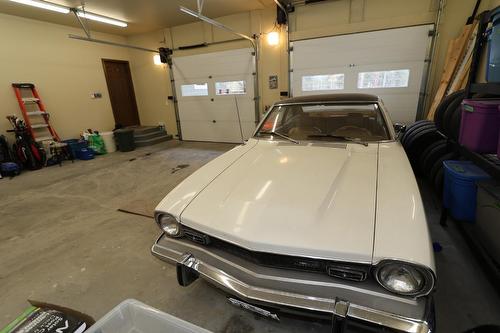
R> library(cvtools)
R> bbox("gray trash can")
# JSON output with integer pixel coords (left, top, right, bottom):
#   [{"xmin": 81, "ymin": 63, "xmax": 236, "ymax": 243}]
[
  {"xmin": 114, "ymin": 128, "xmax": 135, "ymax": 152},
  {"xmin": 85, "ymin": 299, "xmax": 212, "ymax": 333}
]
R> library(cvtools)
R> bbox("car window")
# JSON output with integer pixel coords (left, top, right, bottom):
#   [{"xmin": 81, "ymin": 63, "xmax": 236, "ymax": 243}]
[{"xmin": 256, "ymin": 103, "xmax": 390, "ymax": 142}]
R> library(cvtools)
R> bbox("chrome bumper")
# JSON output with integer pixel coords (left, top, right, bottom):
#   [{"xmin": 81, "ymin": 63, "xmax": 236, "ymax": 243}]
[{"xmin": 152, "ymin": 234, "xmax": 433, "ymax": 333}]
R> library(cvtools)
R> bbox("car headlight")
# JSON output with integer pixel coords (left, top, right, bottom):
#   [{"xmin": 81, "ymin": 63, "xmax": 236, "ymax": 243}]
[
  {"xmin": 156, "ymin": 213, "xmax": 182, "ymax": 237},
  {"xmin": 375, "ymin": 261, "xmax": 434, "ymax": 297}
]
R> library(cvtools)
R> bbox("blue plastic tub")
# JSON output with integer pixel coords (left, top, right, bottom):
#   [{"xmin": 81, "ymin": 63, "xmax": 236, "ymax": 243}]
[
  {"xmin": 63, "ymin": 139, "xmax": 89, "ymax": 159},
  {"xmin": 76, "ymin": 147, "xmax": 94, "ymax": 160},
  {"xmin": 443, "ymin": 160, "xmax": 491, "ymax": 222}
]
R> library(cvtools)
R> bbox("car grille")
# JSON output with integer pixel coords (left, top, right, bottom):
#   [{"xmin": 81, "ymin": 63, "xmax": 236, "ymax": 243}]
[{"xmin": 180, "ymin": 225, "xmax": 370, "ymax": 282}]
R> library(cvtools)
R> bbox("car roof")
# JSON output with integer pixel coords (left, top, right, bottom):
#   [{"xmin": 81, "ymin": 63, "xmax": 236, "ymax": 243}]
[{"xmin": 276, "ymin": 93, "xmax": 379, "ymax": 104}]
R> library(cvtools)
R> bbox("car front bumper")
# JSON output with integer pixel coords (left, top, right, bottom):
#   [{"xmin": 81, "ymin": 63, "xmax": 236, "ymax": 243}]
[{"xmin": 152, "ymin": 233, "xmax": 434, "ymax": 333}]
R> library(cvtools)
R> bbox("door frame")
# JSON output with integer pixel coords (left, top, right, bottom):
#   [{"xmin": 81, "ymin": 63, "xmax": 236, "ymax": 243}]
[{"xmin": 101, "ymin": 58, "xmax": 140, "ymax": 126}]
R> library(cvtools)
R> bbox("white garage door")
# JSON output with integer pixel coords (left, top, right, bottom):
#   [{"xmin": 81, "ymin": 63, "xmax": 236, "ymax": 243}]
[
  {"xmin": 173, "ymin": 48, "xmax": 256, "ymax": 143},
  {"xmin": 291, "ymin": 25, "xmax": 433, "ymax": 123}
]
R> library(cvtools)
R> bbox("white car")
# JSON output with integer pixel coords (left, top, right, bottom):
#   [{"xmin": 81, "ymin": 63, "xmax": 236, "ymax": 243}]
[{"xmin": 152, "ymin": 93, "xmax": 436, "ymax": 332}]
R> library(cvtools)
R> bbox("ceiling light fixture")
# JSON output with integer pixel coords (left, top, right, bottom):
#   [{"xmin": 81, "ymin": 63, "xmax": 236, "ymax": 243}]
[
  {"xmin": 267, "ymin": 31, "xmax": 280, "ymax": 46},
  {"xmin": 76, "ymin": 11, "xmax": 128, "ymax": 27},
  {"xmin": 9, "ymin": 0, "xmax": 70, "ymax": 14},
  {"xmin": 153, "ymin": 54, "xmax": 162, "ymax": 65}
]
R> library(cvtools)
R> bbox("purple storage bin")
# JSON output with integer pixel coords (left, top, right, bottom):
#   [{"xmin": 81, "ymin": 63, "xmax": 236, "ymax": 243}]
[{"xmin": 458, "ymin": 99, "xmax": 500, "ymax": 153}]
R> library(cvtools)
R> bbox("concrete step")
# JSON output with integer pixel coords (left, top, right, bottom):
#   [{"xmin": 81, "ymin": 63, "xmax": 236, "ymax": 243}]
[
  {"xmin": 130, "ymin": 126, "xmax": 162, "ymax": 136},
  {"xmin": 135, "ymin": 134, "xmax": 173, "ymax": 147}
]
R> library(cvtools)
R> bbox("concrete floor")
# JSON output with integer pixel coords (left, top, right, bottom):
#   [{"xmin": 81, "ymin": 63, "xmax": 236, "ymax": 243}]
[{"xmin": 1, "ymin": 140, "xmax": 500, "ymax": 332}]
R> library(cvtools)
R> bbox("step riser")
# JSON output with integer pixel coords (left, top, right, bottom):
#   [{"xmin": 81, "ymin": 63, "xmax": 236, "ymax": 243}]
[
  {"xmin": 132, "ymin": 127, "xmax": 162, "ymax": 135},
  {"xmin": 135, "ymin": 135, "xmax": 173, "ymax": 147},
  {"xmin": 134, "ymin": 131, "xmax": 166, "ymax": 140}
]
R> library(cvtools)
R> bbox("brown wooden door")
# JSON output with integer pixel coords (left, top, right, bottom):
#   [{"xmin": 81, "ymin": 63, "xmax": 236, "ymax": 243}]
[{"xmin": 102, "ymin": 59, "xmax": 140, "ymax": 127}]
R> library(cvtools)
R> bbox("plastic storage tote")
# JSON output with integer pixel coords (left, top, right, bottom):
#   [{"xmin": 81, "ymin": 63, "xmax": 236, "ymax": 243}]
[
  {"xmin": 114, "ymin": 129, "xmax": 135, "ymax": 152},
  {"xmin": 443, "ymin": 160, "xmax": 491, "ymax": 222},
  {"xmin": 487, "ymin": 6, "xmax": 500, "ymax": 82},
  {"xmin": 458, "ymin": 99, "xmax": 500, "ymax": 153},
  {"xmin": 85, "ymin": 299, "xmax": 212, "ymax": 333}
]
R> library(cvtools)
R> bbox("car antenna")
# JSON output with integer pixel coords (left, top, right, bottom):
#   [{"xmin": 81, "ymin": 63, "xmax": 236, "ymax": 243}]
[{"xmin": 234, "ymin": 96, "xmax": 245, "ymax": 144}]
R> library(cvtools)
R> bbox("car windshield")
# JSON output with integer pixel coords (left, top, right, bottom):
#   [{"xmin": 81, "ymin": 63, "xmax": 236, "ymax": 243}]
[{"xmin": 255, "ymin": 103, "xmax": 391, "ymax": 142}]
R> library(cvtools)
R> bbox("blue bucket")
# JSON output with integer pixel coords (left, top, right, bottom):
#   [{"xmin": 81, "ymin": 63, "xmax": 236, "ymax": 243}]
[{"xmin": 443, "ymin": 160, "xmax": 491, "ymax": 222}]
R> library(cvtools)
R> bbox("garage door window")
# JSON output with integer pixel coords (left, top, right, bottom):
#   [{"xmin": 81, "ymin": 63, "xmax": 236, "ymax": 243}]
[
  {"xmin": 181, "ymin": 83, "xmax": 209, "ymax": 97},
  {"xmin": 215, "ymin": 80, "xmax": 246, "ymax": 95},
  {"xmin": 302, "ymin": 74, "xmax": 344, "ymax": 91},
  {"xmin": 357, "ymin": 69, "xmax": 410, "ymax": 89}
]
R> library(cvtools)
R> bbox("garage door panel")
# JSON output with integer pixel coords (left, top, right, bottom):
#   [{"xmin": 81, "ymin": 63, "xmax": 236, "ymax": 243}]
[
  {"xmin": 178, "ymin": 99, "xmax": 255, "ymax": 122},
  {"xmin": 173, "ymin": 48, "xmax": 254, "ymax": 78},
  {"xmin": 293, "ymin": 48, "xmax": 426, "ymax": 70},
  {"xmin": 209, "ymin": 99, "xmax": 255, "ymax": 122},
  {"xmin": 353, "ymin": 62, "xmax": 426, "ymax": 92},
  {"xmin": 291, "ymin": 25, "xmax": 433, "ymax": 123},
  {"xmin": 376, "ymin": 94, "xmax": 420, "ymax": 124},
  {"xmin": 292, "ymin": 25, "xmax": 431, "ymax": 70},
  {"xmin": 292, "ymin": 66, "xmax": 349, "ymax": 96},
  {"xmin": 181, "ymin": 120, "xmax": 256, "ymax": 143},
  {"xmin": 212, "ymin": 74, "xmax": 254, "ymax": 97},
  {"xmin": 173, "ymin": 48, "xmax": 256, "ymax": 143}
]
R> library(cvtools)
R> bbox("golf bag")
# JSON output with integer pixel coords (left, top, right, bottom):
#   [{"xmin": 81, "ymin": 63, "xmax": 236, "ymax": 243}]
[{"xmin": 6, "ymin": 116, "xmax": 46, "ymax": 170}]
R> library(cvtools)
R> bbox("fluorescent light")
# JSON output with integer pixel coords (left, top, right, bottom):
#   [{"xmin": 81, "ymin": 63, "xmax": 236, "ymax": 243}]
[
  {"xmin": 77, "ymin": 11, "xmax": 127, "ymax": 27},
  {"xmin": 9, "ymin": 0, "xmax": 70, "ymax": 14}
]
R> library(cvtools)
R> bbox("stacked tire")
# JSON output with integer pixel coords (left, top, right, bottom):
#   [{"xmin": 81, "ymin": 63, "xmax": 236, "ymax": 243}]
[{"xmin": 401, "ymin": 90, "xmax": 464, "ymax": 193}]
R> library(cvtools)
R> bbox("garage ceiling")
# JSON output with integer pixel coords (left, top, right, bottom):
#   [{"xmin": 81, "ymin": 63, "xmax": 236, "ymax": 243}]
[{"xmin": 0, "ymin": 0, "xmax": 274, "ymax": 35}]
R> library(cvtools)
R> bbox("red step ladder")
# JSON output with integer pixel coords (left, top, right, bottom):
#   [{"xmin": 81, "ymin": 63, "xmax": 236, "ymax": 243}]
[{"xmin": 12, "ymin": 83, "xmax": 60, "ymax": 142}]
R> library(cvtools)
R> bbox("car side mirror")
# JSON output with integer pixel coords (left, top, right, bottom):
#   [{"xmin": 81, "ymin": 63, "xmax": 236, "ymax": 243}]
[{"xmin": 394, "ymin": 123, "xmax": 406, "ymax": 134}]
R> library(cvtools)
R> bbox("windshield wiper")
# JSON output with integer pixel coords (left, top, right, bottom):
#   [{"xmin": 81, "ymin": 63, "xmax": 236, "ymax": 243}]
[
  {"xmin": 258, "ymin": 131, "xmax": 299, "ymax": 144},
  {"xmin": 307, "ymin": 134, "xmax": 368, "ymax": 146}
]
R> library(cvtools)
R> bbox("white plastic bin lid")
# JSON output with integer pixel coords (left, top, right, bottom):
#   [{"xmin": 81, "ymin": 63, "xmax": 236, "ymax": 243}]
[{"xmin": 85, "ymin": 299, "xmax": 213, "ymax": 333}]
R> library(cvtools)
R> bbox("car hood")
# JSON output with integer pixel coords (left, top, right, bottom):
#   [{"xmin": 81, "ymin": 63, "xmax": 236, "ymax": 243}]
[{"xmin": 179, "ymin": 139, "xmax": 379, "ymax": 263}]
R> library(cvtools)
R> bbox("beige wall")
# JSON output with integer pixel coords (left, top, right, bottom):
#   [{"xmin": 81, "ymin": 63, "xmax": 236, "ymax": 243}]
[
  {"xmin": 0, "ymin": 13, "xmax": 131, "ymax": 140},
  {"xmin": 126, "ymin": 30, "xmax": 175, "ymax": 135}
]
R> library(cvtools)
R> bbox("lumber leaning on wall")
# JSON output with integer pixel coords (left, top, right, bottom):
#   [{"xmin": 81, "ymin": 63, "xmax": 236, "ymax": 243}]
[
  {"xmin": 448, "ymin": 22, "xmax": 478, "ymax": 94},
  {"xmin": 427, "ymin": 23, "xmax": 475, "ymax": 120}
]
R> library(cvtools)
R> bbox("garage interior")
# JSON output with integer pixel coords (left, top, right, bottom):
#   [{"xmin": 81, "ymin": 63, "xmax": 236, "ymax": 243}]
[{"xmin": 1, "ymin": 0, "xmax": 500, "ymax": 332}]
